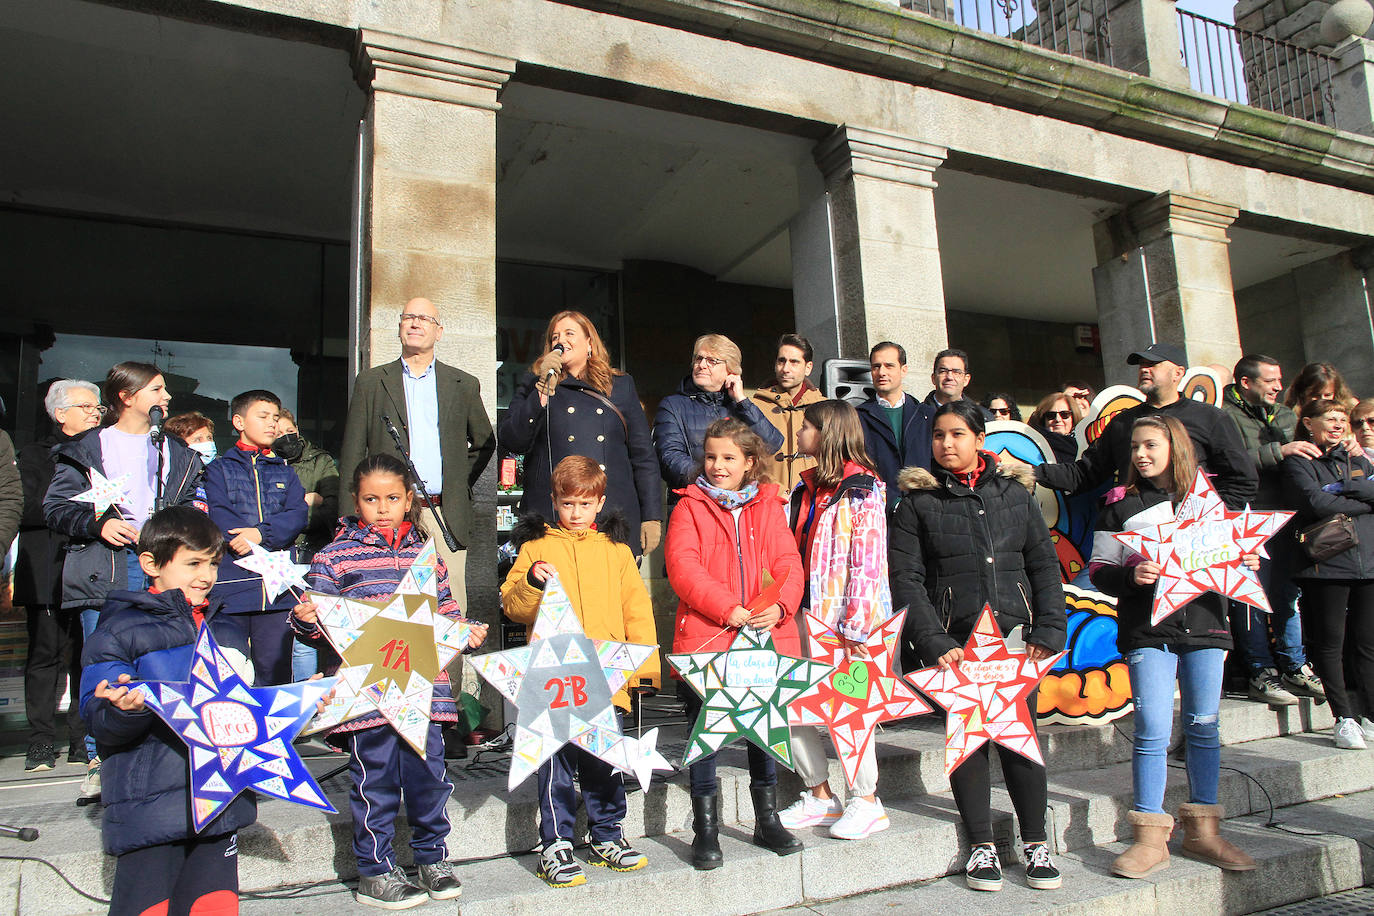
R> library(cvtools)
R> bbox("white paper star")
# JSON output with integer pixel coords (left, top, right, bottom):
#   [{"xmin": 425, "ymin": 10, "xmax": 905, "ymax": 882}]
[
  {"xmin": 72, "ymin": 468, "xmax": 132, "ymax": 518},
  {"xmin": 234, "ymin": 543, "xmax": 311, "ymax": 602}
]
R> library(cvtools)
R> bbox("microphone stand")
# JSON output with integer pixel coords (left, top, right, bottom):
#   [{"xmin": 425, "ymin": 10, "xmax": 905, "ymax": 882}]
[
  {"xmin": 382, "ymin": 414, "xmax": 460, "ymax": 552},
  {"xmin": 150, "ymin": 407, "xmax": 167, "ymax": 512}
]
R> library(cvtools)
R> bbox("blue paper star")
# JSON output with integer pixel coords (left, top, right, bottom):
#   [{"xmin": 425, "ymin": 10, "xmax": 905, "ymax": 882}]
[{"xmin": 137, "ymin": 626, "xmax": 338, "ymax": 831}]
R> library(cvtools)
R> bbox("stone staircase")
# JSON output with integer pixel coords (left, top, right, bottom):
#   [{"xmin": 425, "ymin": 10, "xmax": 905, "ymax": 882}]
[{"xmin": 5, "ymin": 696, "xmax": 1372, "ymax": 915}]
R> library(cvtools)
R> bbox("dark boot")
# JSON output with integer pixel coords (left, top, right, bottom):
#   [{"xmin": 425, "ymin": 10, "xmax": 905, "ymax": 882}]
[
  {"xmin": 750, "ymin": 786, "xmax": 803, "ymax": 856},
  {"xmin": 691, "ymin": 794, "xmax": 723, "ymax": 870}
]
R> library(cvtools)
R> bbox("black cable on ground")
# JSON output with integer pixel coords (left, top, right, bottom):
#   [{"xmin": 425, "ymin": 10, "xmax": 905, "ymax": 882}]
[{"xmin": 0, "ymin": 855, "xmax": 109, "ymax": 905}]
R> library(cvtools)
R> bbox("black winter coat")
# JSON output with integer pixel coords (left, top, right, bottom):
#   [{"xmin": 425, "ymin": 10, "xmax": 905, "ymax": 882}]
[
  {"xmin": 889, "ymin": 456, "xmax": 1066, "ymax": 666},
  {"xmin": 1282, "ymin": 443, "xmax": 1374, "ymax": 581},
  {"xmin": 1089, "ymin": 481, "xmax": 1232, "ymax": 653},
  {"xmin": 43, "ymin": 429, "xmax": 204, "ymax": 610},
  {"xmin": 14, "ymin": 430, "xmax": 72, "ymax": 606},
  {"xmin": 500, "ymin": 372, "xmax": 661, "ymax": 555},
  {"xmin": 80, "ymin": 589, "xmax": 256, "ymax": 855},
  {"xmin": 857, "ymin": 395, "xmax": 934, "ymax": 513},
  {"xmin": 652, "ymin": 376, "xmax": 783, "ymax": 490}
]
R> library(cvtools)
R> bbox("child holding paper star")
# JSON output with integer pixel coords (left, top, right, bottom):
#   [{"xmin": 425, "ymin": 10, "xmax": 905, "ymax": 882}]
[
  {"xmin": 666, "ymin": 418, "xmax": 806, "ymax": 870},
  {"xmin": 204, "ymin": 389, "xmax": 307, "ymax": 686},
  {"xmin": 291, "ymin": 454, "xmax": 487, "ymax": 909},
  {"xmin": 500, "ymin": 455, "xmax": 660, "ymax": 888},
  {"xmin": 1091, "ymin": 415, "xmax": 1259, "ymax": 879}
]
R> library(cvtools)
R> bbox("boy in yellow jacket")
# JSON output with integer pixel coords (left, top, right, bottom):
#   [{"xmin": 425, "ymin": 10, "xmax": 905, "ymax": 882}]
[{"xmin": 500, "ymin": 455, "xmax": 661, "ymax": 888}]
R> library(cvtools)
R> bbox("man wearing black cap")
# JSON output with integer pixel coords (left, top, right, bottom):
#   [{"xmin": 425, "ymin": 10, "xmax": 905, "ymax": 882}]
[{"xmin": 1034, "ymin": 343, "xmax": 1257, "ymax": 509}]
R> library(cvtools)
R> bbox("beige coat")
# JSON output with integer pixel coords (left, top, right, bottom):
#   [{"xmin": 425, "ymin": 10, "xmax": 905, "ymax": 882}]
[{"xmin": 751, "ymin": 381, "xmax": 825, "ymax": 492}]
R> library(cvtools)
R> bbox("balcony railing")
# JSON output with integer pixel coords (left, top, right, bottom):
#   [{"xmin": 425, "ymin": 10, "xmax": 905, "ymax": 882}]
[
  {"xmin": 901, "ymin": 0, "xmax": 1113, "ymax": 66},
  {"xmin": 1177, "ymin": 9, "xmax": 1337, "ymax": 127}
]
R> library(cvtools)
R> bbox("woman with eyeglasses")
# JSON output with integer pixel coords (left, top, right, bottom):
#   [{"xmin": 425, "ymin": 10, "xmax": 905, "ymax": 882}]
[
  {"xmin": 1028, "ymin": 392, "xmax": 1082, "ymax": 463},
  {"xmin": 1352, "ymin": 401, "xmax": 1374, "ymax": 452},
  {"xmin": 652, "ymin": 334, "xmax": 783, "ymax": 498},
  {"xmin": 15, "ymin": 379, "xmax": 105, "ymax": 772},
  {"xmin": 981, "ymin": 393, "xmax": 1022, "ymax": 423},
  {"xmin": 500, "ymin": 310, "xmax": 663, "ymax": 558}
]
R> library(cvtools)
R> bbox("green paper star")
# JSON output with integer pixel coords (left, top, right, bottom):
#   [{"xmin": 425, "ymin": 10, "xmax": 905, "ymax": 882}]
[{"xmin": 668, "ymin": 625, "xmax": 835, "ymax": 770}]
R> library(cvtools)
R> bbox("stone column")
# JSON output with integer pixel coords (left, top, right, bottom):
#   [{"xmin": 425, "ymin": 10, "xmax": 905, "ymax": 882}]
[
  {"xmin": 1104, "ymin": 0, "xmax": 1191, "ymax": 87},
  {"xmin": 1091, "ymin": 192, "xmax": 1242, "ymax": 386},
  {"xmin": 353, "ymin": 31, "xmax": 514, "ymax": 632},
  {"xmin": 1331, "ymin": 37, "xmax": 1374, "ymax": 138},
  {"xmin": 814, "ymin": 126, "xmax": 950, "ymax": 393},
  {"xmin": 1295, "ymin": 247, "xmax": 1374, "ymax": 394}
]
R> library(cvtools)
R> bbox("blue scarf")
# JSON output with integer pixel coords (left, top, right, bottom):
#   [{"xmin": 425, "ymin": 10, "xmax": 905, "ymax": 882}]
[{"xmin": 695, "ymin": 476, "xmax": 759, "ymax": 511}]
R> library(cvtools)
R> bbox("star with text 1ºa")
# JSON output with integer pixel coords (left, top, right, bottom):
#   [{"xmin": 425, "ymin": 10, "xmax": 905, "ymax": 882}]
[
  {"xmin": 669, "ymin": 624, "xmax": 834, "ymax": 770},
  {"xmin": 1112, "ymin": 468, "xmax": 1294, "ymax": 626},
  {"xmin": 302, "ymin": 540, "xmax": 474, "ymax": 754},
  {"xmin": 136, "ymin": 626, "xmax": 337, "ymax": 831},
  {"xmin": 787, "ymin": 610, "xmax": 931, "ymax": 787},
  {"xmin": 72, "ymin": 468, "xmax": 132, "ymax": 518},
  {"xmin": 234, "ymin": 543, "xmax": 311, "ymax": 602},
  {"xmin": 906, "ymin": 605, "xmax": 1065, "ymax": 777},
  {"xmin": 468, "ymin": 570, "xmax": 670, "ymax": 790}
]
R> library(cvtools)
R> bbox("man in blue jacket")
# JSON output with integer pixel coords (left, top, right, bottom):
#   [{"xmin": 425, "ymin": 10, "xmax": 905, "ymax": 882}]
[{"xmin": 857, "ymin": 342, "xmax": 933, "ymax": 513}]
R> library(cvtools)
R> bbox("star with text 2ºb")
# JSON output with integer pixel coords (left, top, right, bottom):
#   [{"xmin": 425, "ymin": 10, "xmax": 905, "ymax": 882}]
[
  {"xmin": 302, "ymin": 540, "xmax": 474, "ymax": 754},
  {"xmin": 234, "ymin": 543, "xmax": 311, "ymax": 602},
  {"xmin": 72, "ymin": 468, "xmax": 133, "ymax": 519},
  {"xmin": 1112, "ymin": 468, "xmax": 1294, "ymax": 627},
  {"xmin": 669, "ymin": 623, "xmax": 835, "ymax": 771},
  {"xmin": 905, "ymin": 606, "xmax": 1065, "ymax": 777},
  {"xmin": 468, "ymin": 570, "xmax": 670, "ymax": 790},
  {"xmin": 787, "ymin": 610, "xmax": 931, "ymax": 787},
  {"xmin": 137, "ymin": 626, "xmax": 337, "ymax": 831}
]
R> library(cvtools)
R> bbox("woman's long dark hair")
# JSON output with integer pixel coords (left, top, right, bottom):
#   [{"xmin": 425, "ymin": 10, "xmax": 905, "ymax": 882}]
[
  {"xmin": 103, "ymin": 362, "xmax": 161, "ymax": 423},
  {"xmin": 981, "ymin": 391, "xmax": 1022, "ymax": 422}
]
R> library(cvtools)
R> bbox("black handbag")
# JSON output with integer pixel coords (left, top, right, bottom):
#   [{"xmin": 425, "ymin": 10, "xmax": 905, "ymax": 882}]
[{"xmin": 1298, "ymin": 452, "xmax": 1360, "ymax": 563}]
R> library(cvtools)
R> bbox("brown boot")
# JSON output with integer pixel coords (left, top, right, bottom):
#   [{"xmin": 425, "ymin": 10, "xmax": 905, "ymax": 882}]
[
  {"xmin": 1112, "ymin": 810, "xmax": 1174, "ymax": 878},
  {"xmin": 1178, "ymin": 803, "xmax": 1256, "ymax": 871}
]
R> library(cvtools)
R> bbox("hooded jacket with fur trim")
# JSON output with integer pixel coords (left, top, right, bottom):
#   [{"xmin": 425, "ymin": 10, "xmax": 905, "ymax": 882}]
[{"xmin": 888, "ymin": 454, "xmax": 1066, "ymax": 666}]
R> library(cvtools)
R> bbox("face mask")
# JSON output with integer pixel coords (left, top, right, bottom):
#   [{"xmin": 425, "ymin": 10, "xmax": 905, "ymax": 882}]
[
  {"xmin": 189, "ymin": 441, "xmax": 217, "ymax": 464},
  {"xmin": 273, "ymin": 433, "xmax": 304, "ymax": 461}
]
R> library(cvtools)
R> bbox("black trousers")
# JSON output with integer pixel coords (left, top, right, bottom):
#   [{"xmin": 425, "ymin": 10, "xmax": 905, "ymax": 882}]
[
  {"xmin": 23, "ymin": 605, "xmax": 84, "ymax": 748},
  {"xmin": 679, "ymin": 683, "xmax": 777, "ymax": 798},
  {"xmin": 1299, "ymin": 579, "xmax": 1374, "ymax": 721},
  {"xmin": 110, "ymin": 832, "xmax": 238, "ymax": 916},
  {"xmin": 946, "ymin": 695, "xmax": 1048, "ymax": 846}
]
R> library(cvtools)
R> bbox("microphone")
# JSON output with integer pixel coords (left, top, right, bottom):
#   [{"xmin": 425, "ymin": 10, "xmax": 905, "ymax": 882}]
[
  {"xmin": 148, "ymin": 406, "xmax": 166, "ymax": 444},
  {"xmin": 0, "ymin": 823, "xmax": 38, "ymax": 842},
  {"xmin": 544, "ymin": 342, "xmax": 565, "ymax": 380}
]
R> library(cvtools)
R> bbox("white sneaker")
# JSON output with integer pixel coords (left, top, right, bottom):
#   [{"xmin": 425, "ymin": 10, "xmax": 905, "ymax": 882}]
[
  {"xmin": 777, "ymin": 792, "xmax": 843, "ymax": 828},
  {"xmin": 1360, "ymin": 717, "xmax": 1374, "ymax": 742},
  {"xmin": 828, "ymin": 797, "xmax": 891, "ymax": 840},
  {"xmin": 1335, "ymin": 717, "xmax": 1368, "ymax": 750}
]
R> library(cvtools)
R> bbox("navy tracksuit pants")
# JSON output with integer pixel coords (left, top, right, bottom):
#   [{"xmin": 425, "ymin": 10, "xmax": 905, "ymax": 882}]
[
  {"xmin": 537, "ymin": 715, "xmax": 628, "ymax": 845},
  {"xmin": 348, "ymin": 721, "xmax": 452, "ymax": 877}
]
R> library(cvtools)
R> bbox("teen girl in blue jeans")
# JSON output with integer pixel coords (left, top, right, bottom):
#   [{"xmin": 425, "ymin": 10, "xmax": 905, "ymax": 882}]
[{"xmin": 1090, "ymin": 416, "xmax": 1259, "ymax": 879}]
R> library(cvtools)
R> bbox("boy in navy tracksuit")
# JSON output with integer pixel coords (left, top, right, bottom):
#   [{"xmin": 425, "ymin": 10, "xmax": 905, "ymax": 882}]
[
  {"xmin": 81, "ymin": 506, "xmax": 257, "ymax": 916},
  {"xmin": 204, "ymin": 390, "xmax": 307, "ymax": 685}
]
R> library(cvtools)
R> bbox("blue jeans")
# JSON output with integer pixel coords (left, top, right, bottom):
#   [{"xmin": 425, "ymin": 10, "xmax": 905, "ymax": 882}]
[
  {"xmin": 79, "ymin": 551, "xmax": 148, "ymax": 762},
  {"xmin": 1125, "ymin": 645, "xmax": 1226, "ymax": 814},
  {"xmin": 291, "ymin": 638, "xmax": 318, "ymax": 683},
  {"xmin": 1246, "ymin": 542, "xmax": 1306, "ymax": 674},
  {"xmin": 79, "ymin": 607, "xmax": 100, "ymax": 762}
]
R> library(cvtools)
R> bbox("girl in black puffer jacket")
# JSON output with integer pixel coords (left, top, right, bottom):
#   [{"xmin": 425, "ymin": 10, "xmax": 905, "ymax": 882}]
[
  {"xmin": 890, "ymin": 401, "xmax": 1065, "ymax": 894},
  {"xmin": 1281, "ymin": 399, "xmax": 1374, "ymax": 750}
]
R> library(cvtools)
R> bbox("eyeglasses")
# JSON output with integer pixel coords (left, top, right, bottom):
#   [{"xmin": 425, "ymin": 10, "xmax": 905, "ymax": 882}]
[
  {"xmin": 934, "ymin": 367, "xmax": 967, "ymax": 377},
  {"xmin": 399, "ymin": 313, "xmax": 440, "ymax": 327},
  {"xmin": 990, "ymin": 407, "xmax": 1012, "ymax": 416},
  {"xmin": 1044, "ymin": 410, "xmax": 1074, "ymax": 421},
  {"xmin": 1354, "ymin": 418, "xmax": 1374, "ymax": 428},
  {"xmin": 63, "ymin": 403, "xmax": 107, "ymax": 416},
  {"xmin": 692, "ymin": 355, "xmax": 725, "ymax": 368}
]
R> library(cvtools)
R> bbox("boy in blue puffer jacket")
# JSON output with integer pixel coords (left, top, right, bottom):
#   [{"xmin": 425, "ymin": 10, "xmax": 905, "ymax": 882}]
[
  {"xmin": 204, "ymin": 390, "xmax": 308, "ymax": 685},
  {"xmin": 81, "ymin": 506, "xmax": 257, "ymax": 916}
]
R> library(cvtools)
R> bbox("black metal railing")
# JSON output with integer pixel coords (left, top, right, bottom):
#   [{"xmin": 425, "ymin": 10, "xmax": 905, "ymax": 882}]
[
  {"xmin": 901, "ymin": 0, "xmax": 1113, "ymax": 66},
  {"xmin": 1177, "ymin": 9, "xmax": 1337, "ymax": 127}
]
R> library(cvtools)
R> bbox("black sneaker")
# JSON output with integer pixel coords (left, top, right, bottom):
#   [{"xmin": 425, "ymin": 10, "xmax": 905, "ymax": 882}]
[
  {"xmin": 66, "ymin": 744, "xmax": 87, "ymax": 765},
  {"xmin": 25, "ymin": 742, "xmax": 56, "ymax": 772},
  {"xmin": 354, "ymin": 867, "xmax": 428, "ymax": 910},
  {"xmin": 416, "ymin": 861, "xmax": 462, "ymax": 900},
  {"xmin": 965, "ymin": 842, "xmax": 1002, "ymax": 891},
  {"xmin": 1024, "ymin": 842, "xmax": 1062, "ymax": 889}
]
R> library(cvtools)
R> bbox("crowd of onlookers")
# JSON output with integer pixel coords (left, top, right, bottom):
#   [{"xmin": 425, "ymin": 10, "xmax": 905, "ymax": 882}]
[{"xmin": 5, "ymin": 302, "xmax": 1374, "ymax": 905}]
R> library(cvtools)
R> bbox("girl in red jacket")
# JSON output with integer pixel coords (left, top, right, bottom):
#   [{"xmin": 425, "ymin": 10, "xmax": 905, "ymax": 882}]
[{"xmin": 666, "ymin": 418, "xmax": 805, "ymax": 871}]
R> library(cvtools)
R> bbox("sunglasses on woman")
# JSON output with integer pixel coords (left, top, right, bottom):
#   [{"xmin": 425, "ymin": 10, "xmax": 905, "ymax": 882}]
[{"xmin": 1044, "ymin": 410, "xmax": 1074, "ymax": 421}]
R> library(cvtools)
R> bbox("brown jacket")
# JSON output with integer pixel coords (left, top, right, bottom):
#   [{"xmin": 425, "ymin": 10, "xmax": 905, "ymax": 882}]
[{"xmin": 751, "ymin": 381, "xmax": 825, "ymax": 492}]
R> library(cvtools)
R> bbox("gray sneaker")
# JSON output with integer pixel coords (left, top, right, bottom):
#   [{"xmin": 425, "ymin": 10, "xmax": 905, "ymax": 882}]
[
  {"xmin": 1248, "ymin": 668, "xmax": 1299, "ymax": 706},
  {"xmin": 1281, "ymin": 664, "xmax": 1326, "ymax": 700},
  {"xmin": 79, "ymin": 759, "xmax": 101, "ymax": 798},
  {"xmin": 416, "ymin": 860, "xmax": 462, "ymax": 900},
  {"xmin": 355, "ymin": 867, "xmax": 428, "ymax": 910}
]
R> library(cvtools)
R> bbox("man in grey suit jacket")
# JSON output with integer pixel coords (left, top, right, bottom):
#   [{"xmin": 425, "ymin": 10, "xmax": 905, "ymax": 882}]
[{"xmin": 339, "ymin": 298, "xmax": 496, "ymax": 607}]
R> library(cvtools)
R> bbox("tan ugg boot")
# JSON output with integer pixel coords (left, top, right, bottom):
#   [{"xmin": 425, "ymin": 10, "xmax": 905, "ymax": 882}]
[
  {"xmin": 1112, "ymin": 810, "xmax": 1174, "ymax": 878},
  {"xmin": 1178, "ymin": 803, "xmax": 1256, "ymax": 871}
]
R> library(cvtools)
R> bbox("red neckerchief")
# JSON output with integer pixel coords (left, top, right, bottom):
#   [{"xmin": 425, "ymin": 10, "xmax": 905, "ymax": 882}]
[
  {"xmin": 234, "ymin": 441, "xmax": 275, "ymax": 457},
  {"xmin": 149, "ymin": 586, "xmax": 209, "ymax": 630},
  {"xmin": 371, "ymin": 521, "xmax": 414, "ymax": 549}
]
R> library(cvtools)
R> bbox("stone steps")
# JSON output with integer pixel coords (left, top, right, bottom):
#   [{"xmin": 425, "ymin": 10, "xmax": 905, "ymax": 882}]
[{"xmin": 7, "ymin": 695, "xmax": 1363, "ymax": 914}]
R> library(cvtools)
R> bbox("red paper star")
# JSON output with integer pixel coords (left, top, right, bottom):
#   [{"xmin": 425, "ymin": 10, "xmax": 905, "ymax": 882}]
[
  {"xmin": 1112, "ymin": 469, "xmax": 1294, "ymax": 627},
  {"xmin": 906, "ymin": 606, "xmax": 1065, "ymax": 776},
  {"xmin": 787, "ymin": 611, "xmax": 931, "ymax": 787}
]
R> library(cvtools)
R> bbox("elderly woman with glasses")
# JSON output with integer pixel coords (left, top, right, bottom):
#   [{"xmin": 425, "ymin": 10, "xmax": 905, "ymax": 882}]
[
  {"xmin": 652, "ymin": 334, "xmax": 784, "ymax": 497},
  {"xmin": 1350, "ymin": 400, "xmax": 1374, "ymax": 452},
  {"xmin": 1029, "ymin": 391, "xmax": 1083, "ymax": 463},
  {"xmin": 15, "ymin": 379, "xmax": 104, "ymax": 772}
]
